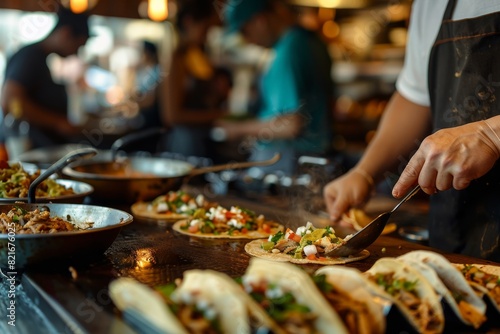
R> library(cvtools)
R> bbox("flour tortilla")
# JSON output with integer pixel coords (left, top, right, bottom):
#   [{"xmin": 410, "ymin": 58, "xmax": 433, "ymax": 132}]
[
  {"xmin": 315, "ymin": 266, "xmax": 386, "ymax": 334},
  {"xmin": 399, "ymin": 251, "xmax": 486, "ymax": 328},
  {"xmin": 109, "ymin": 277, "xmax": 189, "ymax": 334},
  {"xmin": 173, "ymin": 220, "xmax": 284, "ymax": 239},
  {"xmin": 244, "ymin": 239, "xmax": 369, "ymax": 265},
  {"xmin": 110, "ymin": 271, "xmax": 283, "ymax": 334},
  {"xmin": 171, "ymin": 269, "xmax": 284, "ymax": 334},
  {"xmin": 342, "ymin": 208, "xmax": 396, "ymax": 235},
  {"xmin": 131, "ymin": 201, "xmax": 188, "ymax": 221},
  {"xmin": 243, "ymin": 258, "xmax": 349, "ymax": 334},
  {"xmin": 454, "ymin": 263, "xmax": 500, "ymax": 314},
  {"xmin": 364, "ymin": 257, "xmax": 445, "ymax": 334}
]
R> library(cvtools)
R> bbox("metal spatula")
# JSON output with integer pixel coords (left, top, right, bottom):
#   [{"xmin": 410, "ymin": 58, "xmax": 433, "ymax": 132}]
[{"xmin": 325, "ymin": 185, "xmax": 421, "ymax": 257}]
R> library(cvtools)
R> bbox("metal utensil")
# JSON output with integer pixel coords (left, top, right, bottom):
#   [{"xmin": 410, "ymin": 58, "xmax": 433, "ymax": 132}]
[
  {"xmin": 325, "ymin": 185, "xmax": 421, "ymax": 257},
  {"xmin": 62, "ymin": 153, "xmax": 281, "ymax": 203},
  {"xmin": 28, "ymin": 147, "xmax": 98, "ymax": 203},
  {"xmin": 0, "ymin": 203, "xmax": 133, "ymax": 267}
]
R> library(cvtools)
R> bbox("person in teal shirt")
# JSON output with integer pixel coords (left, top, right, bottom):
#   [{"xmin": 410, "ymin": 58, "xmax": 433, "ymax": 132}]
[{"xmin": 217, "ymin": 0, "xmax": 333, "ymax": 175}]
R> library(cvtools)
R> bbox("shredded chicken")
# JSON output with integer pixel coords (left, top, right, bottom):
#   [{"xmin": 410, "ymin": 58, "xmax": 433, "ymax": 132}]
[{"xmin": 0, "ymin": 207, "xmax": 93, "ymax": 234}]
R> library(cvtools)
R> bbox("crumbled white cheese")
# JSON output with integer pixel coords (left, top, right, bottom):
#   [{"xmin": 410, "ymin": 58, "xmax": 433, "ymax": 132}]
[
  {"xmin": 265, "ymin": 286, "xmax": 284, "ymax": 299},
  {"xmin": 189, "ymin": 219, "xmax": 202, "ymax": 227},
  {"xmin": 227, "ymin": 218, "xmax": 243, "ymax": 229},
  {"xmin": 207, "ymin": 206, "xmax": 227, "ymax": 222},
  {"xmin": 303, "ymin": 244, "xmax": 318, "ymax": 256},
  {"xmin": 195, "ymin": 194, "xmax": 205, "ymax": 207},
  {"xmin": 156, "ymin": 202, "xmax": 169, "ymax": 213}
]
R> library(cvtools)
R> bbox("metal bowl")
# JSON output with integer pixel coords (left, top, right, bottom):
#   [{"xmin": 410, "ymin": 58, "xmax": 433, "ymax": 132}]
[
  {"xmin": 0, "ymin": 203, "xmax": 133, "ymax": 267},
  {"xmin": 0, "ymin": 179, "xmax": 94, "ymax": 204}
]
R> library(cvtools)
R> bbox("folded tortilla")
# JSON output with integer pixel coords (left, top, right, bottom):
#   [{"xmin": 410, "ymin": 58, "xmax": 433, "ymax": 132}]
[
  {"xmin": 454, "ymin": 263, "xmax": 500, "ymax": 315},
  {"xmin": 315, "ymin": 266, "xmax": 386, "ymax": 334},
  {"xmin": 109, "ymin": 270, "xmax": 282, "ymax": 334},
  {"xmin": 243, "ymin": 258, "xmax": 349, "ymax": 334},
  {"xmin": 398, "ymin": 251, "xmax": 487, "ymax": 328},
  {"xmin": 364, "ymin": 257, "xmax": 445, "ymax": 333},
  {"xmin": 109, "ymin": 277, "xmax": 189, "ymax": 334}
]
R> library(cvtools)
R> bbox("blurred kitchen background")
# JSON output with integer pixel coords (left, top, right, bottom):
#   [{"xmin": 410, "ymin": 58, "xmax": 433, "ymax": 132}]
[{"xmin": 0, "ymin": 0, "xmax": 411, "ymax": 151}]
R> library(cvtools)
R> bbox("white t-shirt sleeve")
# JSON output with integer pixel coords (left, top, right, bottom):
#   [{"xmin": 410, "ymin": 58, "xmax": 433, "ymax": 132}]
[
  {"xmin": 395, "ymin": 0, "xmax": 446, "ymax": 107},
  {"xmin": 395, "ymin": 0, "xmax": 500, "ymax": 107}
]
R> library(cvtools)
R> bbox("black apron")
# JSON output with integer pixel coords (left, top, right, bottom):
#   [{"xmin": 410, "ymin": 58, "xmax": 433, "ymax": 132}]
[{"xmin": 428, "ymin": 0, "xmax": 500, "ymax": 260}]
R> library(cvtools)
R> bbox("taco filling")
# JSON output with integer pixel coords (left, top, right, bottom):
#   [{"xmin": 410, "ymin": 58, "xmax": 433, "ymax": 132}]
[
  {"xmin": 156, "ymin": 284, "xmax": 223, "ymax": 333},
  {"xmin": 313, "ymin": 275, "xmax": 375, "ymax": 334},
  {"xmin": 179, "ymin": 205, "xmax": 276, "ymax": 236},
  {"xmin": 149, "ymin": 190, "xmax": 211, "ymax": 215},
  {"xmin": 261, "ymin": 222, "xmax": 347, "ymax": 260},
  {"xmin": 460, "ymin": 264, "xmax": 500, "ymax": 306},
  {"xmin": 366, "ymin": 272, "xmax": 441, "ymax": 332},
  {"xmin": 242, "ymin": 278, "xmax": 317, "ymax": 333}
]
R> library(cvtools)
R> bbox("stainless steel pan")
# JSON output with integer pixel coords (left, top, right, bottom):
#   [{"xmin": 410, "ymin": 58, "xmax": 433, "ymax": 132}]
[
  {"xmin": 62, "ymin": 154, "xmax": 280, "ymax": 203},
  {"xmin": 0, "ymin": 203, "xmax": 133, "ymax": 267}
]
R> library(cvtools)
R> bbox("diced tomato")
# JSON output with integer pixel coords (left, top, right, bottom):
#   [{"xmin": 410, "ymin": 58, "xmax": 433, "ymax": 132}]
[
  {"xmin": 168, "ymin": 192, "xmax": 178, "ymax": 202},
  {"xmin": 288, "ymin": 232, "xmax": 301, "ymax": 243},
  {"xmin": 307, "ymin": 254, "xmax": 317, "ymax": 260},
  {"xmin": 241, "ymin": 228, "xmax": 248, "ymax": 234},
  {"xmin": 180, "ymin": 194, "xmax": 191, "ymax": 203},
  {"xmin": 262, "ymin": 223, "xmax": 271, "ymax": 234},
  {"xmin": 188, "ymin": 225, "xmax": 199, "ymax": 233},
  {"xmin": 225, "ymin": 211, "xmax": 236, "ymax": 219}
]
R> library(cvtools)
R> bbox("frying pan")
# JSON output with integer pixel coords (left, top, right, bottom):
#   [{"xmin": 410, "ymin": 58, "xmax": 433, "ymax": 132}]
[
  {"xmin": 61, "ymin": 153, "xmax": 280, "ymax": 203},
  {"xmin": 0, "ymin": 203, "xmax": 133, "ymax": 267},
  {"xmin": 0, "ymin": 148, "xmax": 98, "ymax": 204}
]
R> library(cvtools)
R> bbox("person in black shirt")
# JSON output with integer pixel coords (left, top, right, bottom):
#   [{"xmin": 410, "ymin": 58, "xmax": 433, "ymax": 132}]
[{"xmin": 1, "ymin": 7, "xmax": 90, "ymax": 148}]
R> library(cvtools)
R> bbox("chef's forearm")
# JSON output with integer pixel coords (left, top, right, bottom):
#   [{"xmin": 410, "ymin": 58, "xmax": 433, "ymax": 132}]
[{"xmin": 355, "ymin": 92, "xmax": 432, "ymax": 184}]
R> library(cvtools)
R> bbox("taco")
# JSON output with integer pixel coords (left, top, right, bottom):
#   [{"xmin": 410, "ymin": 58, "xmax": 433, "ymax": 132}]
[
  {"xmin": 242, "ymin": 258, "xmax": 349, "ymax": 333},
  {"xmin": 109, "ymin": 269, "xmax": 282, "ymax": 334},
  {"xmin": 131, "ymin": 190, "xmax": 216, "ymax": 221},
  {"xmin": 244, "ymin": 222, "xmax": 369, "ymax": 264},
  {"xmin": 172, "ymin": 205, "xmax": 283, "ymax": 239},
  {"xmin": 342, "ymin": 208, "xmax": 396, "ymax": 235},
  {"xmin": 364, "ymin": 257, "xmax": 445, "ymax": 333},
  {"xmin": 398, "ymin": 251, "xmax": 487, "ymax": 328},
  {"xmin": 314, "ymin": 266, "xmax": 386, "ymax": 334},
  {"xmin": 454, "ymin": 263, "xmax": 500, "ymax": 314}
]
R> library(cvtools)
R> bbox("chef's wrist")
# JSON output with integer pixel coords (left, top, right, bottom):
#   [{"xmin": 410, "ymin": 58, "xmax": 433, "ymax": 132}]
[
  {"xmin": 482, "ymin": 118, "xmax": 500, "ymax": 158},
  {"xmin": 351, "ymin": 167, "xmax": 375, "ymax": 189}
]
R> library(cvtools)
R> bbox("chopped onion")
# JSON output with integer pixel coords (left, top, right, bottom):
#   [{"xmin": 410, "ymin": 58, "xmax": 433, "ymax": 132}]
[{"xmin": 303, "ymin": 244, "xmax": 317, "ymax": 256}]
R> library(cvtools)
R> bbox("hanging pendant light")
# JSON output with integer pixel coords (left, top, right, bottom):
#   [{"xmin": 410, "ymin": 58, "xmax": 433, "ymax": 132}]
[
  {"xmin": 61, "ymin": 0, "xmax": 99, "ymax": 14},
  {"xmin": 148, "ymin": 0, "xmax": 168, "ymax": 21}
]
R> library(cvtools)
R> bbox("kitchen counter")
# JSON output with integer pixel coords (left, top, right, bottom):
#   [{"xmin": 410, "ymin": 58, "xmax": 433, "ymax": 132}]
[{"xmin": 2, "ymin": 193, "xmax": 499, "ymax": 334}]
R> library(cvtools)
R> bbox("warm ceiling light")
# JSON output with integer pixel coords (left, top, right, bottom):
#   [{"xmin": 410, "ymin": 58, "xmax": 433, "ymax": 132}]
[
  {"xmin": 61, "ymin": 0, "xmax": 98, "ymax": 13},
  {"xmin": 289, "ymin": 0, "xmax": 367, "ymax": 9},
  {"xmin": 148, "ymin": 0, "xmax": 168, "ymax": 21},
  {"xmin": 70, "ymin": 0, "xmax": 88, "ymax": 13}
]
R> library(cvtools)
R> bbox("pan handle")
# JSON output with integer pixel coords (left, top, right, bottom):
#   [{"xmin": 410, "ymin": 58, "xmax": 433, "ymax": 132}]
[
  {"xmin": 110, "ymin": 127, "xmax": 167, "ymax": 161},
  {"xmin": 183, "ymin": 153, "xmax": 281, "ymax": 183},
  {"xmin": 28, "ymin": 148, "xmax": 98, "ymax": 203}
]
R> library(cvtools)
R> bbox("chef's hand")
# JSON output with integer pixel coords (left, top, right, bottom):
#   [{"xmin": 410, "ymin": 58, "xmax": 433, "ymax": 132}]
[
  {"xmin": 393, "ymin": 120, "xmax": 500, "ymax": 197},
  {"xmin": 323, "ymin": 168, "xmax": 374, "ymax": 225}
]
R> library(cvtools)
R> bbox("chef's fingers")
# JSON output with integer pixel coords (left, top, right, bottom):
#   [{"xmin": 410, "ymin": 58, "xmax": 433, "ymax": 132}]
[
  {"xmin": 393, "ymin": 152, "xmax": 424, "ymax": 198},
  {"xmin": 323, "ymin": 187, "xmax": 348, "ymax": 222},
  {"xmin": 435, "ymin": 170, "xmax": 453, "ymax": 192},
  {"xmin": 418, "ymin": 160, "xmax": 438, "ymax": 195}
]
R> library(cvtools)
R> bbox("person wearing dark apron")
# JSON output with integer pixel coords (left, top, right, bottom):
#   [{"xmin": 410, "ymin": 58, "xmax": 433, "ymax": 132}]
[
  {"xmin": 426, "ymin": 0, "xmax": 500, "ymax": 260},
  {"xmin": 324, "ymin": 1, "xmax": 500, "ymax": 262}
]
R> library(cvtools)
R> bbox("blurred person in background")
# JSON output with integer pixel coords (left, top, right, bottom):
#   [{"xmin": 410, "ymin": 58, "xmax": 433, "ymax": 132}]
[
  {"xmin": 134, "ymin": 40, "xmax": 162, "ymax": 131},
  {"xmin": 160, "ymin": 0, "xmax": 231, "ymax": 158},
  {"xmin": 1, "ymin": 7, "xmax": 90, "ymax": 149},
  {"xmin": 324, "ymin": 0, "xmax": 500, "ymax": 261},
  {"xmin": 217, "ymin": 0, "xmax": 334, "ymax": 175}
]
